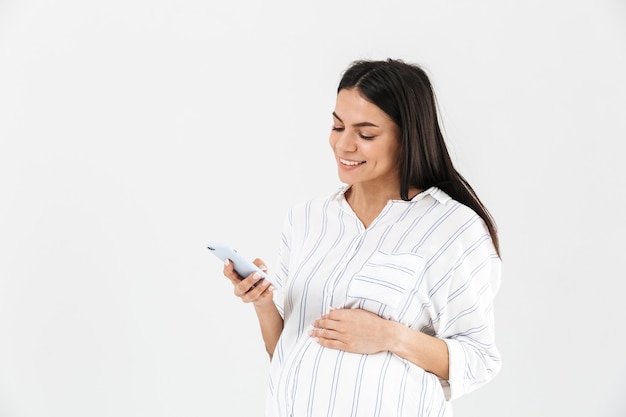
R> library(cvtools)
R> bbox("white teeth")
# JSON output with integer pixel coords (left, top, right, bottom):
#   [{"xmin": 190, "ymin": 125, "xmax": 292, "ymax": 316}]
[{"xmin": 340, "ymin": 158, "xmax": 364, "ymax": 166}]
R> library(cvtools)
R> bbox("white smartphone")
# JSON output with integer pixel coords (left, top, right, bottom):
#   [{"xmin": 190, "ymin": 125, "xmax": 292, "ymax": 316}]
[{"xmin": 206, "ymin": 241, "xmax": 270, "ymax": 283}]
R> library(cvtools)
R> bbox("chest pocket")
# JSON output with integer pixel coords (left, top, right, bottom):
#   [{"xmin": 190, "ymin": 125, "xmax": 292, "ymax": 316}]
[{"xmin": 345, "ymin": 251, "xmax": 425, "ymax": 319}]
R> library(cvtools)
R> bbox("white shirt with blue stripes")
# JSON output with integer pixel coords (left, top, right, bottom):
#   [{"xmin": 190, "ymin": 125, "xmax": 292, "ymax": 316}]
[{"xmin": 266, "ymin": 185, "xmax": 501, "ymax": 417}]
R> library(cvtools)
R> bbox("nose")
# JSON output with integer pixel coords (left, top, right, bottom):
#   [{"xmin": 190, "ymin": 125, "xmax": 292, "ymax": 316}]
[{"xmin": 334, "ymin": 130, "xmax": 357, "ymax": 152}]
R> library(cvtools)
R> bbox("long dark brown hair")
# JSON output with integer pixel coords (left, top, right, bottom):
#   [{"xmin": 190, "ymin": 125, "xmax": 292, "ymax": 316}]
[{"xmin": 338, "ymin": 58, "xmax": 500, "ymax": 256}]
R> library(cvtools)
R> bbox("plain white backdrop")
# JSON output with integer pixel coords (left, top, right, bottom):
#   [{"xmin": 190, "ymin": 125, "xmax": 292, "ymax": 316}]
[{"xmin": 1, "ymin": 0, "xmax": 625, "ymax": 416}]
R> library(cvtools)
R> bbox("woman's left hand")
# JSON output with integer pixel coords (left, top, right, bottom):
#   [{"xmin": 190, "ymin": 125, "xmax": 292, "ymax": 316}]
[{"xmin": 310, "ymin": 308, "xmax": 394, "ymax": 354}]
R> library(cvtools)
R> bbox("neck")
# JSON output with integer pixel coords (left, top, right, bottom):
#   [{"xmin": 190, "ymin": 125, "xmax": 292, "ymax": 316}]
[
  {"xmin": 345, "ymin": 183, "xmax": 420, "ymax": 228},
  {"xmin": 346, "ymin": 184, "xmax": 397, "ymax": 208}
]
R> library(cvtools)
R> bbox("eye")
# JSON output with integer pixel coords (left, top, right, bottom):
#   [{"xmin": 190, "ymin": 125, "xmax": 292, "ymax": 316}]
[
  {"xmin": 359, "ymin": 133, "xmax": 375, "ymax": 140},
  {"xmin": 332, "ymin": 126, "xmax": 344, "ymax": 132}
]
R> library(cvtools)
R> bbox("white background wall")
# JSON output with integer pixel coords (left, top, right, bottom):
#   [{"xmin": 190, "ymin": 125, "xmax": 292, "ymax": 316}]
[{"xmin": 1, "ymin": 1, "xmax": 625, "ymax": 416}]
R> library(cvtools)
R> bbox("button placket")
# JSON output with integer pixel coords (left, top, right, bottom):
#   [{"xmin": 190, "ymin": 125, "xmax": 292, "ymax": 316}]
[{"xmin": 324, "ymin": 232, "xmax": 366, "ymax": 312}]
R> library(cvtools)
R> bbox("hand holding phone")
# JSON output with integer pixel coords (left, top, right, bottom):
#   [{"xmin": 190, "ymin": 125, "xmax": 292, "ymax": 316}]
[{"xmin": 206, "ymin": 241, "xmax": 271, "ymax": 285}]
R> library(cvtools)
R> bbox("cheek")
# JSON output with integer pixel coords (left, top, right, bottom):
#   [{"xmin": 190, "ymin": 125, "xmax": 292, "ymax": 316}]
[
  {"xmin": 389, "ymin": 140, "xmax": 402, "ymax": 164},
  {"xmin": 328, "ymin": 133, "xmax": 337, "ymax": 149},
  {"xmin": 379, "ymin": 143, "xmax": 401, "ymax": 168},
  {"xmin": 393, "ymin": 147, "xmax": 402, "ymax": 165}
]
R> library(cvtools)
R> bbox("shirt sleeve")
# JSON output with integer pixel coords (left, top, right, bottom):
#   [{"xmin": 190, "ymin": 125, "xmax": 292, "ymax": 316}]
[{"xmin": 435, "ymin": 217, "xmax": 502, "ymax": 401}]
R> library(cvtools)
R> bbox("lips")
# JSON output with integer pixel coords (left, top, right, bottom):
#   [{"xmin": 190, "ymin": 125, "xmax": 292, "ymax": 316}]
[{"xmin": 339, "ymin": 158, "xmax": 365, "ymax": 166}]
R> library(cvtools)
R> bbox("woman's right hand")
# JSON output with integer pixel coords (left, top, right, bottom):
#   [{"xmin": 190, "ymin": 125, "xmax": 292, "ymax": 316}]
[
  {"xmin": 223, "ymin": 257, "xmax": 284, "ymax": 358},
  {"xmin": 223, "ymin": 258, "xmax": 274, "ymax": 306}
]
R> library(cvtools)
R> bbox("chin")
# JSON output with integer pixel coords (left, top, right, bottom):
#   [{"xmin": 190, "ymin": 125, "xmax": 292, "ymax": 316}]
[{"xmin": 336, "ymin": 172, "xmax": 354, "ymax": 185}]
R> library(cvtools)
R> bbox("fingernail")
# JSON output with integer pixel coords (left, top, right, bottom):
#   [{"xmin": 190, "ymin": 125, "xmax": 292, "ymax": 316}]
[
  {"xmin": 252, "ymin": 272, "xmax": 261, "ymax": 280},
  {"xmin": 261, "ymin": 265, "xmax": 268, "ymax": 272},
  {"xmin": 268, "ymin": 285, "xmax": 274, "ymax": 292},
  {"xmin": 224, "ymin": 259, "xmax": 230, "ymax": 266}
]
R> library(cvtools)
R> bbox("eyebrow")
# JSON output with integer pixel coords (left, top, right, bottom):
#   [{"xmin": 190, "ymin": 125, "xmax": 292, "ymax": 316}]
[{"xmin": 332, "ymin": 112, "xmax": 380, "ymax": 128}]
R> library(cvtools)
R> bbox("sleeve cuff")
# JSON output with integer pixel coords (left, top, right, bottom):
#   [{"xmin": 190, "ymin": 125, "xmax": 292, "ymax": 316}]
[{"xmin": 442, "ymin": 338, "xmax": 465, "ymax": 401}]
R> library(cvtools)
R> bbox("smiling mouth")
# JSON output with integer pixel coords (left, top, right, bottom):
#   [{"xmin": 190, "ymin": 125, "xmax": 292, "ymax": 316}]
[{"xmin": 339, "ymin": 158, "xmax": 366, "ymax": 166}]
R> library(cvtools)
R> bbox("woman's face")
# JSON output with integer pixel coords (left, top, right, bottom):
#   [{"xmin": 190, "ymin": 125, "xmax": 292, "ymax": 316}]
[{"xmin": 329, "ymin": 88, "xmax": 401, "ymax": 189}]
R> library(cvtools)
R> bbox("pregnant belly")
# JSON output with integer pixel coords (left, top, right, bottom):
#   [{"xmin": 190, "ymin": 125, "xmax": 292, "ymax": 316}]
[{"xmin": 271, "ymin": 339, "xmax": 448, "ymax": 416}]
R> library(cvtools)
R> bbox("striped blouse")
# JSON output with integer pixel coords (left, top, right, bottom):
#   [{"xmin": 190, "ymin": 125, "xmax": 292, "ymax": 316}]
[{"xmin": 266, "ymin": 185, "xmax": 501, "ymax": 417}]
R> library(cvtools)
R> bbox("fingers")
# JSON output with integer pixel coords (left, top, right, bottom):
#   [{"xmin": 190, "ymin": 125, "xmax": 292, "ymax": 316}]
[
  {"xmin": 312, "ymin": 316, "xmax": 342, "ymax": 334},
  {"xmin": 252, "ymin": 258, "xmax": 268, "ymax": 273},
  {"xmin": 309, "ymin": 326, "xmax": 341, "ymax": 340},
  {"xmin": 313, "ymin": 309, "xmax": 344, "ymax": 329},
  {"xmin": 223, "ymin": 258, "xmax": 268, "ymax": 284},
  {"xmin": 314, "ymin": 338, "xmax": 345, "ymax": 350},
  {"xmin": 234, "ymin": 273, "xmax": 274, "ymax": 304},
  {"xmin": 233, "ymin": 272, "xmax": 266, "ymax": 296},
  {"xmin": 223, "ymin": 257, "xmax": 274, "ymax": 304},
  {"xmin": 222, "ymin": 259, "xmax": 242, "ymax": 284}
]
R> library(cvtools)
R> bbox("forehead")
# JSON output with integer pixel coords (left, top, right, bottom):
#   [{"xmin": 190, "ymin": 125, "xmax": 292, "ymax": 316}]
[{"xmin": 334, "ymin": 88, "xmax": 395, "ymax": 125}]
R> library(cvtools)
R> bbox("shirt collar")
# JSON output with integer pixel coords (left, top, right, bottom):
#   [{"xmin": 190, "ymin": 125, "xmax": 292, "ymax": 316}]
[
  {"xmin": 411, "ymin": 186, "xmax": 452, "ymax": 204},
  {"xmin": 333, "ymin": 184, "xmax": 452, "ymax": 205}
]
